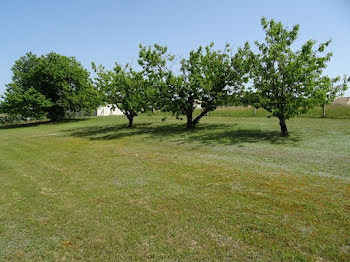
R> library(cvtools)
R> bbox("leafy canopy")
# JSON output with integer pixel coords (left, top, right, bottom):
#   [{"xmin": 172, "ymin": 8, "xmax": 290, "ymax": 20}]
[
  {"xmin": 1, "ymin": 52, "xmax": 99, "ymax": 120},
  {"xmin": 317, "ymin": 75, "xmax": 349, "ymax": 106},
  {"xmin": 92, "ymin": 62, "xmax": 153, "ymax": 127},
  {"xmin": 138, "ymin": 42, "xmax": 250, "ymax": 128},
  {"xmin": 249, "ymin": 17, "xmax": 348, "ymax": 134},
  {"xmin": 0, "ymin": 84, "xmax": 52, "ymax": 119}
]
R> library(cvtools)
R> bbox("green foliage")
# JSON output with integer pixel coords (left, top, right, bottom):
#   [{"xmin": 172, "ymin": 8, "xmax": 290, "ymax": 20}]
[
  {"xmin": 138, "ymin": 43, "xmax": 250, "ymax": 128},
  {"xmin": 0, "ymin": 84, "xmax": 52, "ymax": 119},
  {"xmin": 0, "ymin": 114, "xmax": 23, "ymax": 124},
  {"xmin": 1, "ymin": 52, "xmax": 100, "ymax": 121},
  {"xmin": 93, "ymin": 62, "xmax": 153, "ymax": 127},
  {"xmin": 249, "ymin": 17, "xmax": 349, "ymax": 135},
  {"xmin": 317, "ymin": 75, "xmax": 349, "ymax": 106},
  {"xmin": 1, "ymin": 17, "xmax": 348, "ymax": 130}
]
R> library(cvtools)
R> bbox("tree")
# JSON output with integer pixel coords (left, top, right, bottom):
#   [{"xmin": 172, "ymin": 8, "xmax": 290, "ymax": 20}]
[
  {"xmin": 249, "ymin": 17, "xmax": 349, "ymax": 135},
  {"xmin": 0, "ymin": 84, "xmax": 52, "ymax": 119},
  {"xmin": 318, "ymin": 75, "xmax": 349, "ymax": 117},
  {"xmin": 240, "ymin": 90, "xmax": 261, "ymax": 116},
  {"xmin": 1, "ymin": 52, "xmax": 99, "ymax": 121},
  {"xmin": 92, "ymin": 62, "xmax": 153, "ymax": 127},
  {"xmin": 138, "ymin": 43, "xmax": 250, "ymax": 129}
]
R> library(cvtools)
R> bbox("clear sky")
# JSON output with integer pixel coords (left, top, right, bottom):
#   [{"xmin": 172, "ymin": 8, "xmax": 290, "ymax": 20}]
[{"xmin": 1, "ymin": 0, "xmax": 349, "ymax": 96}]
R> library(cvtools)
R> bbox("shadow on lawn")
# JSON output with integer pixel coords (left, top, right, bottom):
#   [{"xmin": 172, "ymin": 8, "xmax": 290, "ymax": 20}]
[
  {"xmin": 0, "ymin": 118, "xmax": 88, "ymax": 130},
  {"xmin": 66, "ymin": 122, "xmax": 300, "ymax": 145}
]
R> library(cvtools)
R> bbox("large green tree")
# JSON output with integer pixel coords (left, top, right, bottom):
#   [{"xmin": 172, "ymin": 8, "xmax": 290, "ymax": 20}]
[
  {"xmin": 1, "ymin": 52, "xmax": 99, "ymax": 120},
  {"xmin": 93, "ymin": 62, "xmax": 153, "ymax": 127},
  {"xmin": 249, "ymin": 17, "xmax": 348, "ymax": 135},
  {"xmin": 138, "ymin": 43, "xmax": 250, "ymax": 128}
]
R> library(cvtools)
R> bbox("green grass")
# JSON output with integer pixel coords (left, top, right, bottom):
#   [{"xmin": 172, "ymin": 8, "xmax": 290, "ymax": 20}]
[
  {"xmin": 301, "ymin": 104, "xmax": 350, "ymax": 118},
  {"xmin": 1, "ymin": 114, "xmax": 350, "ymax": 261},
  {"xmin": 208, "ymin": 104, "xmax": 350, "ymax": 118}
]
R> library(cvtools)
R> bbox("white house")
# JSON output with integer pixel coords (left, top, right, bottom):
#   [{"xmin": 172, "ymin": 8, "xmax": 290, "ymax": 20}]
[{"xmin": 96, "ymin": 104, "xmax": 124, "ymax": 116}]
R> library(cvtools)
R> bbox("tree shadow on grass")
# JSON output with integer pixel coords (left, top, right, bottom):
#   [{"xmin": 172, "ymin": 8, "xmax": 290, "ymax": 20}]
[
  {"xmin": 0, "ymin": 118, "xmax": 88, "ymax": 130},
  {"xmin": 65, "ymin": 122, "xmax": 301, "ymax": 146}
]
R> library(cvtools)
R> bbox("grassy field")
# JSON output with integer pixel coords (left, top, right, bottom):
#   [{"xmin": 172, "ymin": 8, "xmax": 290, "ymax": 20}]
[
  {"xmin": 0, "ymin": 114, "xmax": 349, "ymax": 261},
  {"xmin": 208, "ymin": 104, "xmax": 350, "ymax": 118}
]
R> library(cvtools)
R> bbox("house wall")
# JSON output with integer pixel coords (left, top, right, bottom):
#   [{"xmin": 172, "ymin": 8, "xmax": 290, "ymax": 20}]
[{"xmin": 97, "ymin": 105, "xmax": 124, "ymax": 116}]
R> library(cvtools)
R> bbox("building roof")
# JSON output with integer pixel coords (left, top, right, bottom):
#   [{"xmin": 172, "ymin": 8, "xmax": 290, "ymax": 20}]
[{"xmin": 332, "ymin": 97, "xmax": 350, "ymax": 105}]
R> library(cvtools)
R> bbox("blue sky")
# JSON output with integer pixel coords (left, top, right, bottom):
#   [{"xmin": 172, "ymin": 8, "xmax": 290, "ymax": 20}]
[{"xmin": 1, "ymin": 0, "xmax": 349, "ymax": 96}]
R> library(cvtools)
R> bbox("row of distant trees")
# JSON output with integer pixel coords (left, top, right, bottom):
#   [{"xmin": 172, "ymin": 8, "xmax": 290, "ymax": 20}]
[{"xmin": 0, "ymin": 17, "xmax": 348, "ymax": 135}]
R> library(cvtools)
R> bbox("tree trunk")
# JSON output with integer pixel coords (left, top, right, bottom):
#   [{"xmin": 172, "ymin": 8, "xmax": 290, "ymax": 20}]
[
  {"xmin": 186, "ymin": 108, "xmax": 211, "ymax": 129},
  {"xmin": 279, "ymin": 118, "xmax": 288, "ymax": 136},
  {"xmin": 186, "ymin": 110, "xmax": 195, "ymax": 129},
  {"xmin": 48, "ymin": 105, "xmax": 65, "ymax": 121},
  {"xmin": 127, "ymin": 115, "xmax": 134, "ymax": 127},
  {"xmin": 322, "ymin": 104, "xmax": 326, "ymax": 118},
  {"xmin": 193, "ymin": 109, "xmax": 210, "ymax": 126},
  {"xmin": 254, "ymin": 107, "xmax": 257, "ymax": 116}
]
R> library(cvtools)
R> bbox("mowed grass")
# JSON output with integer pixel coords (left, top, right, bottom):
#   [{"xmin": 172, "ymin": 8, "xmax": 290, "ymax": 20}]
[
  {"xmin": 209, "ymin": 104, "xmax": 350, "ymax": 118},
  {"xmin": 0, "ymin": 114, "xmax": 349, "ymax": 261}
]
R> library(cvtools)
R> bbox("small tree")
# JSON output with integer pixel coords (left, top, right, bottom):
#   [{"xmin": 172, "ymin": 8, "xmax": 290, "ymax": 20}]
[
  {"xmin": 93, "ymin": 63, "xmax": 153, "ymax": 127},
  {"xmin": 138, "ymin": 43, "xmax": 249, "ymax": 128},
  {"xmin": 1, "ymin": 52, "xmax": 99, "ymax": 121},
  {"xmin": 318, "ymin": 76, "xmax": 349, "ymax": 117},
  {"xmin": 249, "ymin": 17, "xmax": 348, "ymax": 135},
  {"xmin": 240, "ymin": 90, "xmax": 261, "ymax": 116}
]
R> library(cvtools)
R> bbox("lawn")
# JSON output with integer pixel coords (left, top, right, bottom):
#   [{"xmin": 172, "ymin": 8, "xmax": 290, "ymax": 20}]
[
  {"xmin": 208, "ymin": 104, "xmax": 350, "ymax": 118},
  {"xmin": 0, "ymin": 114, "xmax": 349, "ymax": 261}
]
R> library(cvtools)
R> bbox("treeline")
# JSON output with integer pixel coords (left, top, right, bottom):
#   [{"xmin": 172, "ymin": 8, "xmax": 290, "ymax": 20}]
[{"xmin": 0, "ymin": 17, "xmax": 348, "ymax": 135}]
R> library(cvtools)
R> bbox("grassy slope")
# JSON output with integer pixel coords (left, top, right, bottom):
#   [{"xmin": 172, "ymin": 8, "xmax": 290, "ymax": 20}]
[
  {"xmin": 209, "ymin": 104, "xmax": 350, "ymax": 118},
  {"xmin": 0, "ymin": 115, "xmax": 349, "ymax": 261}
]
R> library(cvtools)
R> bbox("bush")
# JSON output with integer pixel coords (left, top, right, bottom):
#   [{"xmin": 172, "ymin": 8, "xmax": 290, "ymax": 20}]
[{"xmin": 0, "ymin": 114, "xmax": 25, "ymax": 124}]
